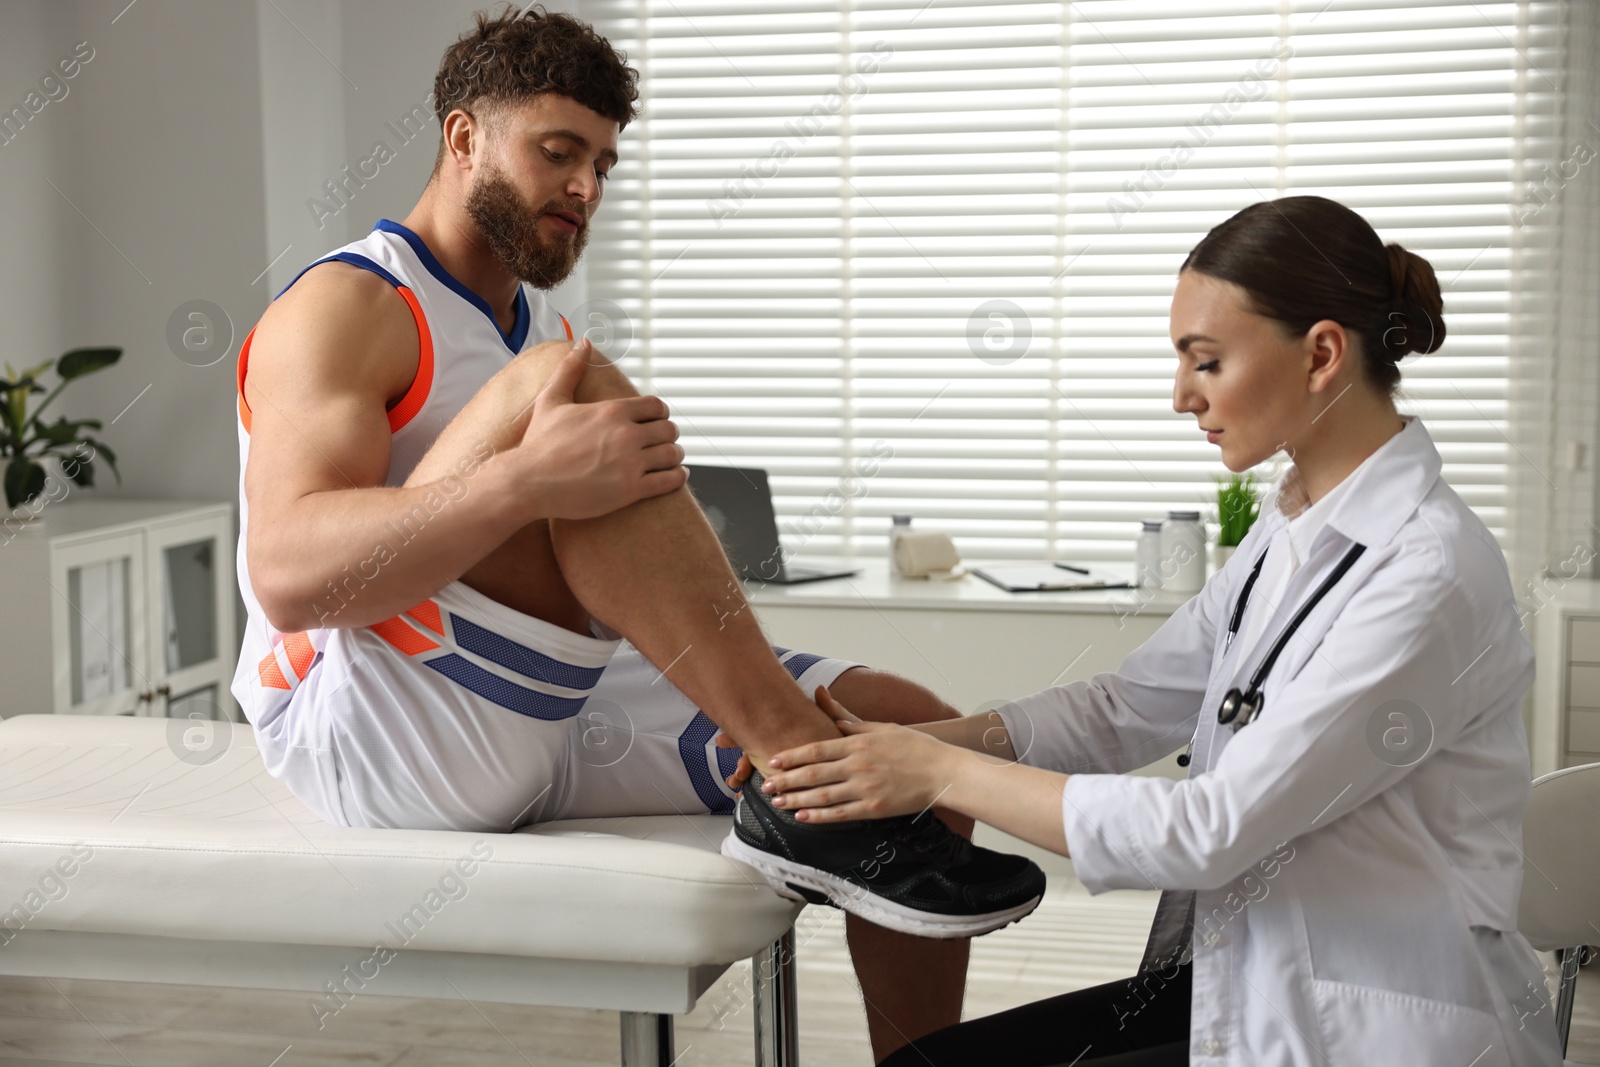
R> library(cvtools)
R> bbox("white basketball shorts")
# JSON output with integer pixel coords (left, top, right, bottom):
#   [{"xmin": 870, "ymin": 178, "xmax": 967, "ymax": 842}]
[{"xmin": 238, "ymin": 578, "xmax": 860, "ymax": 832}]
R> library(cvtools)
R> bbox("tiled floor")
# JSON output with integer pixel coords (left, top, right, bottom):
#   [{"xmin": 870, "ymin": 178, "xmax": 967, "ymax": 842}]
[{"xmin": 0, "ymin": 884, "xmax": 1594, "ymax": 1066}]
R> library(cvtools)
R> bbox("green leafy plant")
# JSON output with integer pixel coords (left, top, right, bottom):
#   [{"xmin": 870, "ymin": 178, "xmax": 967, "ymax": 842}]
[
  {"xmin": 2, "ymin": 348, "xmax": 122, "ymax": 511},
  {"xmin": 1214, "ymin": 470, "xmax": 1262, "ymax": 548}
]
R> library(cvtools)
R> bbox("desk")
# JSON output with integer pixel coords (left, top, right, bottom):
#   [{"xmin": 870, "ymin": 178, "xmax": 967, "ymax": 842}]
[{"xmin": 745, "ymin": 560, "xmax": 1190, "ymax": 717}]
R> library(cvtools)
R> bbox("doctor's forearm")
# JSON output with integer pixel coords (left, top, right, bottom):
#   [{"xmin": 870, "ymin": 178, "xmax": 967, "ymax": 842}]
[
  {"xmin": 942, "ymin": 751, "xmax": 1069, "ymax": 857},
  {"xmin": 912, "ymin": 710, "xmax": 1018, "ymax": 761}
]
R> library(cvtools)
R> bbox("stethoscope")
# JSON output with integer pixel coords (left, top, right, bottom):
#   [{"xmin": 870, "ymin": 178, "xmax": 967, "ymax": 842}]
[{"xmin": 1176, "ymin": 540, "xmax": 1368, "ymax": 767}]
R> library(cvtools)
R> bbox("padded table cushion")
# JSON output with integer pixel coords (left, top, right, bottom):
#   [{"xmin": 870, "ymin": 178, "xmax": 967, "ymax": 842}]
[{"xmin": 0, "ymin": 714, "xmax": 797, "ymax": 966}]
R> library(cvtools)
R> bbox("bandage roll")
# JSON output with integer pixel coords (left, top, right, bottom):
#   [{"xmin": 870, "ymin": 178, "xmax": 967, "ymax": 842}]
[{"xmin": 893, "ymin": 529, "xmax": 962, "ymax": 579}]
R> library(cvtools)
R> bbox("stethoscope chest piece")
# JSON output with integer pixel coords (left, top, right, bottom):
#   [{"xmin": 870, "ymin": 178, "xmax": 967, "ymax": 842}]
[
  {"xmin": 1209, "ymin": 540, "xmax": 1368, "ymax": 736},
  {"xmin": 1177, "ymin": 540, "xmax": 1368, "ymax": 770},
  {"xmin": 1217, "ymin": 687, "xmax": 1264, "ymax": 730}
]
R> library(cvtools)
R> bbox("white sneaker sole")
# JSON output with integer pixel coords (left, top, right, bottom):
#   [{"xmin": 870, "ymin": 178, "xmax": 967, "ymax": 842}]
[{"xmin": 720, "ymin": 829, "xmax": 1042, "ymax": 940}]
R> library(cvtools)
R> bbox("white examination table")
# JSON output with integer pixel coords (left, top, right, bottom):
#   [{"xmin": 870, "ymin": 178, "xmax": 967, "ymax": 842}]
[{"xmin": 0, "ymin": 714, "xmax": 803, "ymax": 1065}]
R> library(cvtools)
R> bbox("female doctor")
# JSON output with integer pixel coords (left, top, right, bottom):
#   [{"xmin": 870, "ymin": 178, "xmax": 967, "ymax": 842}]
[{"xmin": 758, "ymin": 196, "xmax": 1563, "ymax": 1066}]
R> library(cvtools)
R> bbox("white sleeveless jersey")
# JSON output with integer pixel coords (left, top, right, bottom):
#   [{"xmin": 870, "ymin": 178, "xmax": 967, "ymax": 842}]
[{"xmin": 231, "ymin": 219, "xmax": 574, "ymax": 719}]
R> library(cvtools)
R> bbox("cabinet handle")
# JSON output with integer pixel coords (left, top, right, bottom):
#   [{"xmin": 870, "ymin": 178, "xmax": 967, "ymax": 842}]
[
  {"xmin": 136, "ymin": 690, "xmax": 151, "ymax": 704},
  {"xmin": 155, "ymin": 684, "xmax": 171, "ymax": 699}
]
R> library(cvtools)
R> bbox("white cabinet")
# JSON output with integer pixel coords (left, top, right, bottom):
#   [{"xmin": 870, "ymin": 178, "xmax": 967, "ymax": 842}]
[
  {"xmin": 1531, "ymin": 580, "xmax": 1600, "ymax": 777},
  {"xmin": 0, "ymin": 500, "xmax": 238, "ymax": 722}
]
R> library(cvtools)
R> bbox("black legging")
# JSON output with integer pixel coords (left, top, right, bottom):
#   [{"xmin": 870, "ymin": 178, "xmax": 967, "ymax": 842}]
[{"xmin": 878, "ymin": 962, "xmax": 1191, "ymax": 1067}]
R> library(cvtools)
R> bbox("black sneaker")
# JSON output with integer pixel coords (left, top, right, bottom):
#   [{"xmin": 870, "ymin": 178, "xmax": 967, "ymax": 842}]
[{"xmin": 719, "ymin": 770, "xmax": 1046, "ymax": 938}]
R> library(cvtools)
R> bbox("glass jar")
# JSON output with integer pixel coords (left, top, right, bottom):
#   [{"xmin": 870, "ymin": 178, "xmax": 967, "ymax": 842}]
[
  {"xmin": 889, "ymin": 514, "xmax": 913, "ymax": 574},
  {"xmin": 1136, "ymin": 518, "xmax": 1165, "ymax": 590},
  {"xmin": 1161, "ymin": 510, "xmax": 1207, "ymax": 594}
]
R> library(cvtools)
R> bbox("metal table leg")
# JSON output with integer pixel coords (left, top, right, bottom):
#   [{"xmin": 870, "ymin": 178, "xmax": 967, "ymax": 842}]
[
  {"xmin": 620, "ymin": 1010, "xmax": 674, "ymax": 1067},
  {"xmin": 1554, "ymin": 944, "xmax": 1589, "ymax": 1057},
  {"xmin": 752, "ymin": 926, "xmax": 799, "ymax": 1067}
]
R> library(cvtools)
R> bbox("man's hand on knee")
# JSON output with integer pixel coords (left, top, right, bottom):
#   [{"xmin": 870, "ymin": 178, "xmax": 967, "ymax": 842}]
[{"xmin": 510, "ymin": 338, "xmax": 687, "ymax": 520}]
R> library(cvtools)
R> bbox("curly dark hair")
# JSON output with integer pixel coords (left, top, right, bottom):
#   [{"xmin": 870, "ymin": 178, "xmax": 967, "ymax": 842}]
[{"xmin": 432, "ymin": 4, "xmax": 639, "ymax": 162}]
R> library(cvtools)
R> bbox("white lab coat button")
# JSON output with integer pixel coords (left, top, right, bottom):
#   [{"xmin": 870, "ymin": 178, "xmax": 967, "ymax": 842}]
[{"xmin": 1201, "ymin": 1038, "xmax": 1224, "ymax": 1056}]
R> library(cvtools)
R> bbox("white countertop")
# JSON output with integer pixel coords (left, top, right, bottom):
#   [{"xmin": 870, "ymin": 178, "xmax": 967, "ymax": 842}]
[
  {"xmin": 4, "ymin": 498, "xmax": 231, "ymax": 539},
  {"xmin": 1548, "ymin": 578, "xmax": 1600, "ymax": 614},
  {"xmin": 743, "ymin": 558, "xmax": 1193, "ymax": 617}
]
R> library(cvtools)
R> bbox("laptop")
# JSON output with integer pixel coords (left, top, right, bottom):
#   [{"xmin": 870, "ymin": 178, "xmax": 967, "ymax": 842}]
[{"xmin": 685, "ymin": 465, "xmax": 859, "ymax": 585}]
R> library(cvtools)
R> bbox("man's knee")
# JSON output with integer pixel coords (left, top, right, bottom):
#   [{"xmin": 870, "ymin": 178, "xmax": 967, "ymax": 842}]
[
  {"xmin": 405, "ymin": 340, "xmax": 639, "ymax": 488},
  {"xmin": 506, "ymin": 339, "xmax": 638, "ymax": 403},
  {"xmin": 829, "ymin": 667, "xmax": 961, "ymax": 726}
]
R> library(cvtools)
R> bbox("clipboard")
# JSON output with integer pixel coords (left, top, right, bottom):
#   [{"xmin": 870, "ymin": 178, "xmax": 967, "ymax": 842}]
[{"xmin": 972, "ymin": 562, "xmax": 1133, "ymax": 593}]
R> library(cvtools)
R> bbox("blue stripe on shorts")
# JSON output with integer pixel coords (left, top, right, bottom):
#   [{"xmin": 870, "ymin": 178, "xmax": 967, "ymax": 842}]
[
  {"xmin": 677, "ymin": 711, "xmax": 735, "ymax": 814},
  {"xmin": 424, "ymin": 654, "xmax": 590, "ymax": 721},
  {"xmin": 448, "ymin": 614, "xmax": 608, "ymax": 691},
  {"xmin": 778, "ymin": 651, "xmax": 825, "ymax": 681}
]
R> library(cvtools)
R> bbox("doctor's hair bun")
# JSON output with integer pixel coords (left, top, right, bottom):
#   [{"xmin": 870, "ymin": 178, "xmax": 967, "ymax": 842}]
[
  {"xmin": 1180, "ymin": 196, "xmax": 1447, "ymax": 399},
  {"xmin": 1379, "ymin": 242, "xmax": 1447, "ymax": 361}
]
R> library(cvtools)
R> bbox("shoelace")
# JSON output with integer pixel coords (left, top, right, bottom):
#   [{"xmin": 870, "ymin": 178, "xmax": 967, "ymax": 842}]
[{"xmin": 888, "ymin": 810, "xmax": 970, "ymax": 869}]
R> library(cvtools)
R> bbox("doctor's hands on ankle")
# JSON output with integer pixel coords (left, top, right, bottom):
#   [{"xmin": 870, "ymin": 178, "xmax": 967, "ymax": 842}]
[
  {"xmin": 717, "ymin": 685, "xmax": 860, "ymax": 793},
  {"xmin": 760, "ymin": 687, "xmax": 957, "ymax": 822},
  {"xmin": 511, "ymin": 339, "xmax": 688, "ymax": 519}
]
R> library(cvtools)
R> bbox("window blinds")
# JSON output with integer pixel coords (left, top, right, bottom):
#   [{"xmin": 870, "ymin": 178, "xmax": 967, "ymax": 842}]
[{"xmin": 577, "ymin": 0, "xmax": 1536, "ymax": 561}]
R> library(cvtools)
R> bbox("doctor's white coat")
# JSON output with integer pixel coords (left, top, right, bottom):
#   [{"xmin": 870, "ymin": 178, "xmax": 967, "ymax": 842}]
[{"xmin": 996, "ymin": 415, "xmax": 1563, "ymax": 1066}]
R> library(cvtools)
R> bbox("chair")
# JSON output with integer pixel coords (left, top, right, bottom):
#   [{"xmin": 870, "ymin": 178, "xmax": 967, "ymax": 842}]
[{"xmin": 1517, "ymin": 760, "xmax": 1600, "ymax": 1058}]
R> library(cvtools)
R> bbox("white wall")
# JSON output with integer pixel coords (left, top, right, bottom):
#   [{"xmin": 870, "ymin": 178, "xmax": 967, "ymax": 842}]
[
  {"xmin": 4, "ymin": 0, "xmax": 286, "ymax": 513},
  {"xmin": 0, "ymin": 1, "xmax": 79, "ymax": 437},
  {"xmin": 3, "ymin": 0, "xmax": 591, "ymax": 521},
  {"xmin": 256, "ymin": 0, "xmax": 347, "ymax": 297},
  {"xmin": 335, "ymin": 1, "xmax": 480, "ymax": 249},
  {"xmin": 50, "ymin": 0, "xmax": 268, "ymax": 508},
  {"xmin": 0, "ymin": 2, "xmax": 75, "ymax": 721}
]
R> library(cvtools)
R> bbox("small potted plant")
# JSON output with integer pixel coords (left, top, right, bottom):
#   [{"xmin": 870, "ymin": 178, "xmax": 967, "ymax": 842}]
[
  {"xmin": 1213, "ymin": 470, "xmax": 1261, "ymax": 571},
  {"xmin": 2, "ymin": 348, "xmax": 123, "ymax": 513}
]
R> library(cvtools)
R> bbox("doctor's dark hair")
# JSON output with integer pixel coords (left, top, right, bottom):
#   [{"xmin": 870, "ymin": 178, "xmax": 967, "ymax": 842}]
[
  {"xmin": 1179, "ymin": 196, "xmax": 1446, "ymax": 398},
  {"xmin": 431, "ymin": 4, "xmax": 640, "ymax": 169}
]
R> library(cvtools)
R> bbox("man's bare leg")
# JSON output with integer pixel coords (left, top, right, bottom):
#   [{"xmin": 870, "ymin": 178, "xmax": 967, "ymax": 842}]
[
  {"xmin": 402, "ymin": 339, "xmax": 838, "ymax": 766},
  {"xmin": 827, "ymin": 667, "xmax": 972, "ymax": 1063},
  {"xmin": 409, "ymin": 343, "xmax": 973, "ymax": 1059}
]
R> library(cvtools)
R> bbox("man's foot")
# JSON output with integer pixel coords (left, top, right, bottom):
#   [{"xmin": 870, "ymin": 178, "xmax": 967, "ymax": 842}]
[{"xmin": 719, "ymin": 770, "xmax": 1046, "ymax": 939}]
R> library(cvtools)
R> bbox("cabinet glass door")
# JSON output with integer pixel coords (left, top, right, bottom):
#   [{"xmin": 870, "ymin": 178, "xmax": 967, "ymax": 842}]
[
  {"xmin": 162, "ymin": 539, "xmax": 217, "ymax": 672},
  {"xmin": 68, "ymin": 557, "xmax": 132, "ymax": 704},
  {"xmin": 51, "ymin": 531, "xmax": 148, "ymax": 716},
  {"xmin": 145, "ymin": 512, "xmax": 238, "ymax": 721}
]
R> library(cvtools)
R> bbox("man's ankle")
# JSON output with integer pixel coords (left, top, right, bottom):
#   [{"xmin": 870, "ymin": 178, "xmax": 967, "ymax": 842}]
[
  {"xmin": 731, "ymin": 708, "xmax": 844, "ymax": 774},
  {"xmin": 704, "ymin": 678, "xmax": 841, "ymax": 751}
]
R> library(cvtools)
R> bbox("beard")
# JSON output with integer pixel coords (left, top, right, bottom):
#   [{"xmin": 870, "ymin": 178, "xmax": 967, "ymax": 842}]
[{"xmin": 465, "ymin": 164, "xmax": 589, "ymax": 291}]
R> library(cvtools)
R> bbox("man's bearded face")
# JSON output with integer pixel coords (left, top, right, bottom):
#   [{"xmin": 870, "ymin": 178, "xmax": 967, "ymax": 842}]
[{"xmin": 465, "ymin": 155, "xmax": 589, "ymax": 291}]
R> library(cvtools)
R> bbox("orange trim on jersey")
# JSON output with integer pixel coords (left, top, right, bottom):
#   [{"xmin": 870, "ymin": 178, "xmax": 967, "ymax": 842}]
[
  {"xmin": 257, "ymin": 648, "xmax": 290, "ymax": 690},
  {"xmin": 560, "ymin": 314, "xmax": 574, "ymax": 341},
  {"xmin": 384, "ymin": 286, "xmax": 434, "ymax": 433},
  {"xmin": 371, "ymin": 615, "xmax": 440, "ymax": 655},
  {"xmin": 234, "ymin": 285, "xmax": 432, "ymax": 438},
  {"xmin": 404, "ymin": 599, "xmax": 445, "ymax": 636},
  {"xmin": 283, "ymin": 631, "xmax": 317, "ymax": 682},
  {"xmin": 236, "ymin": 326, "xmax": 257, "ymax": 434}
]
